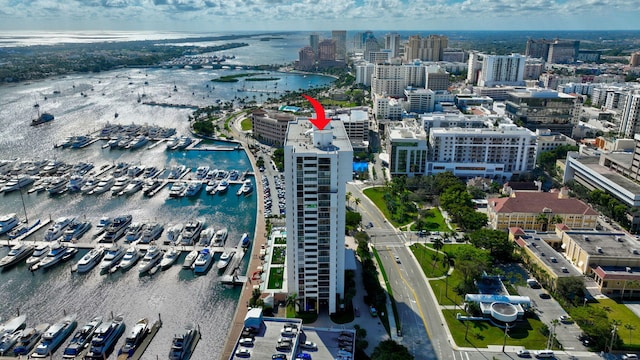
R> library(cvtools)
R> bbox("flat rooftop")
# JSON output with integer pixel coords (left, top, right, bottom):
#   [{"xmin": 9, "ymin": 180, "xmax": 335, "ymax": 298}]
[
  {"xmin": 571, "ymin": 155, "xmax": 640, "ymax": 194},
  {"xmin": 564, "ymin": 231, "xmax": 640, "ymax": 257},
  {"xmin": 285, "ymin": 118, "xmax": 353, "ymax": 154}
]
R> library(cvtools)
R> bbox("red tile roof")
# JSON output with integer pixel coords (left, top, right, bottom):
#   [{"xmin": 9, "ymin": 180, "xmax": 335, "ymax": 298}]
[{"xmin": 489, "ymin": 192, "xmax": 598, "ymax": 216}]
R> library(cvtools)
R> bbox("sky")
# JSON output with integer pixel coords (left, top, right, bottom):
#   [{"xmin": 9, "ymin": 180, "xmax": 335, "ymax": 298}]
[{"xmin": 0, "ymin": 0, "xmax": 639, "ymax": 32}]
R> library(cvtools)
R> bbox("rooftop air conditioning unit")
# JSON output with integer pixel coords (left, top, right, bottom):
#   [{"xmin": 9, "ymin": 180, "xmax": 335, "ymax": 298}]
[
  {"xmin": 584, "ymin": 236, "xmax": 590, "ymax": 241},
  {"xmin": 596, "ymin": 246, "xmax": 603, "ymax": 253},
  {"xmin": 632, "ymin": 249, "xmax": 639, "ymax": 255}
]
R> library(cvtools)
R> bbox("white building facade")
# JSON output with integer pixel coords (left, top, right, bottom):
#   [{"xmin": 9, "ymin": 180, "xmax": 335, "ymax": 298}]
[{"xmin": 284, "ymin": 119, "xmax": 352, "ymax": 314}]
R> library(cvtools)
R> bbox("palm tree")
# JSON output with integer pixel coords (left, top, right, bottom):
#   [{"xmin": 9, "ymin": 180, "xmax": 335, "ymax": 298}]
[
  {"xmin": 624, "ymin": 323, "xmax": 635, "ymax": 345},
  {"xmin": 346, "ymin": 191, "xmax": 352, "ymax": 207},
  {"xmin": 354, "ymin": 197, "xmax": 361, "ymax": 211},
  {"xmin": 432, "ymin": 238, "xmax": 444, "ymax": 271},
  {"xmin": 285, "ymin": 293, "xmax": 299, "ymax": 312},
  {"xmin": 548, "ymin": 319, "xmax": 560, "ymax": 349},
  {"xmin": 537, "ymin": 213, "xmax": 550, "ymax": 231}
]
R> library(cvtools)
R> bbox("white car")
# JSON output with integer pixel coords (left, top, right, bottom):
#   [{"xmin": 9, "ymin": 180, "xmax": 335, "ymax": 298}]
[
  {"xmin": 239, "ymin": 337, "xmax": 254, "ymax": 346},
  {"xmin": 300, "ymin": 341, "xmax": 317, "ymax": 350},
  {"xmin": 235, "ymin": 348, "xmax": 251, "ymax": 357}
]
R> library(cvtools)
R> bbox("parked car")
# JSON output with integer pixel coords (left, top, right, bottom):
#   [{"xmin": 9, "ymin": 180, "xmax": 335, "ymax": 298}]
[
  {"xmin": 517, "ymin": 350, "xmax": 531, "ymax": 357},
  {"xmin": 369, "ymin": 306, "xmax": 378, "ymax": 317},
  {"xmin": 235, "ymin": 348, "xmax": 251, "ymax": 358},
  {"xmin": 622, "ymin": 354, "xmax": 638, "ymax": 360},
  {"xmin": 300, "ymin": 341, "xmax": 317, "ymax": 351},
  {"xmin": 272, "ymin": 355, "xmax": 287, "ymax": 360}
]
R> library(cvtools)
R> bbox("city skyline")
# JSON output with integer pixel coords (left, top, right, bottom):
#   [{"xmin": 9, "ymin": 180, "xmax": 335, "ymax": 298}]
[{"xmin": 0, "ymin": 0, "xmax": 639, "ymax": 32}]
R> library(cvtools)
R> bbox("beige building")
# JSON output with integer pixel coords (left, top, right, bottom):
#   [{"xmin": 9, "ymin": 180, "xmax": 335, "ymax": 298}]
[
  {"xmin": 488, "ymin": 189, "xmax": 598, "ymax": 231},
  {"xmin": 251, "ymin": 109, "xmax": 294, "ymax": 146}
]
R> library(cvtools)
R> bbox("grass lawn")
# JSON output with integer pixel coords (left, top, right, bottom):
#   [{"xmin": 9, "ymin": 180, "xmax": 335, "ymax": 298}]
[
  {"xmin": 409, "ymin": 244, "xmax": 449, "ymax": 278},
  {"xmin": 274, "ymin": 237, "xmax": 286, "ymax": 245},
  {"xmin": 363, "ymin": 187, "xmax": 412, "ymax": 227},
  {"xmin": 443, "ymin": 310, "xmax": 548, "ymax": 349},
  {"xmin": 592, "ymin": 298, "xmax": 640, "ymax": 347},
  {"xmin": 240, "ymin": 118, "xmax": 252, "ymax": 131},
  {"xmin": 430, "ymin": 272, "xmax": 465, "ymax": 306},
  {"xmin": 267, "ymin": 267, "xmax": 284, "ymax": 289},
  {"xmin": 271, "ymin": 246, "xmax": 286, "ymax": 264},
  {"xmin": 410, "ymin": 208, "xmax": 449, "ymax": 233},
  {"xmin": 372, "ymin": 248, "xmax": 397, "ymax": 333}
]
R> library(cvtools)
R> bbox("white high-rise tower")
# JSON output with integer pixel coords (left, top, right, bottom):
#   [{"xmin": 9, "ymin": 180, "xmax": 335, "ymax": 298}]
[{"xmin": 284, "ymin": 118, "xmax": 352, "ymax": 314}]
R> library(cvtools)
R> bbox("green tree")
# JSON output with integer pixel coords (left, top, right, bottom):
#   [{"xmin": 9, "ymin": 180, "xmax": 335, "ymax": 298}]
[
  {"xmin": 370, "ymin": 340, "xmax": 414, "ymax": 360},
  {"xmin": 556, "ymin": 277, "xmax": 585, "ymax": 306},
  {"xmin": 468, "ymin": 229, "xmax": 514, "ymax": 260}
]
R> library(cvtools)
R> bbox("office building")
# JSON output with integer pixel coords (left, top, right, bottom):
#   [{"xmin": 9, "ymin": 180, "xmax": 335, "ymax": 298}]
[
  {"xmin": 331, "ymin": 30, "xmax": 347, "ymax": 61},
  {"xmin": 251, "ymin": 109, "xmax": 295, "ymax": 146},
  {"xmin": 505, "ymin": 89, "xmax": 580, "ymax": 137},
  {"xmin": 403, "ymin": 34, "xmax": 448, "ymax": 62},
  {"xmin": 285, "ymin": 118, "xmax": 352, "ymax": 314},
  {"xmin": 386, "ymin": 121, "xmax": 428, "ymax": 176},
  {"xmin": 317, "ymin": 39, "xmax": 336, "ymax": 62},
  {"xmin": 309, "ymin": 33, "xmax": 320, "ymax": 59},
  {"xmin": 384, "ymin": 32, "xmax": 401, "ymax": 58},
  {"xmin": 425, "ymin": 66, "xmax": 450, "ymax": 91},
  {"xmin": 297, "ymin": 47, "xmax": 315, "ymax": 71},
  {"xmin": 525, "ymin": 38, "xmax": 552, "ymax": 60}
]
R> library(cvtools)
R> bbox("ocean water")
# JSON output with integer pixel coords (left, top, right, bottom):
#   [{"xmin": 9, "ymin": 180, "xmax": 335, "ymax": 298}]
[{"xmin": 0, "ymin": 45, "xmax": 334, "ymax": 359}]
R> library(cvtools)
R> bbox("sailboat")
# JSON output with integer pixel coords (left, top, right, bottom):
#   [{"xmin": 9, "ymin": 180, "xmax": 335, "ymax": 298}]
[{"xmin": 7, "ymin": 187, "xmax": 40, "ymax": 239}]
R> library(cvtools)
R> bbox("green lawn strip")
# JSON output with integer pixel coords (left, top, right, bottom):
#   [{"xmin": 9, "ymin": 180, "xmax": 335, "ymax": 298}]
[
  {"xmin": 271, "ymin": 247, "xmax": 286, "ymax": 264},
  {"xmin": 409, "ymin": 243, "xmax": 448, "ymax": 278},
  {"xmin": 592, "ymin": 298, "xmax": 640, "ymax": 347},
  {"xmin": 240, "ymin": 118, "xmax": 252, "ymax": 131},
  {"xmin": 443, "ymin": 310, "xmax": 548, "ymax": 349},
  {"xmin": 274, "ymin": 237, "xmax": 286, "ymax": 245},
  {"xmin": 372, "ymin": 247, "xmax": 398, "ymax": 333},
  {"xmin": 410, "ymin": 207, "xmax": 449, "ymax": 232},
  {"xmin": 429, "ymin": 273, "xmax": 465, "ymax": 306},
  {"xmin": 267, "ymin": 267, "xmax": 284, "ymax": 289}
]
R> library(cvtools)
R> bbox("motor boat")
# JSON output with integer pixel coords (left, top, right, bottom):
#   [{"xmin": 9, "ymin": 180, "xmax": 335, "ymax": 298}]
[
  {"xmin": 67, "ymin": 175, "xmax": 86, "ymax": 192},
  {"xmin": 167, "ymin": 165, "xmax": 186, "ymax": 179},
  {"xmin": 117, "ymin": 318, "xmax": 149, "ymax": 358},
  {"xmin": 195, "ymin": 166, "xmax": 210, "ymax": 179},
  {"xmin": 121, "ymin": 179, "xmax": 143, "ymax": 196},
  {"xmin": 95, "ymin": 217, "xmax": 112, "ymax": 235},
  {"xmin": 62, "ymin": 220, "xmax": 92, "ymax": 242},
  {"xmin": 41, "ymin": 160, "xmax": 64, "ymax": 175},
  {"xmin": 89, "ymin": 176, "xmax": 115, "ymax": 195},
  {"xmin": 12, "ymin": 323, "xmax": 49, "ymax": 356},
  {"xmin": 75, "ymin": 248, "xmax": 105, "ymax": 274},
  {"xmin": 139, "ymin": 222, "xmax": 163, "ymax": 244},
  {"xmin": 240, "ymin": 233, "xmax": 250, "ymax": 248},
  {"xmin": 110, "ymin": 177, "xmax": 130, "ymax": 196},
  {"xmin": 212, "ymin": 228, "xmax": 228, "ymax": 246},
  {"xmin": 164, "ymin": 224, "xmax": 183, "ymax": 244},
  {"xmin": 138, "ymin": 246, "xmax": 163, "ymax": 274},
  {"xmin": 168, "ymin": 326, "xmax": 197, "ymax": 360},
  {"xmin": 180, "ymin": 220, "xmax": 203, "ymax": 246},
  {"xmin": 43, "ymin": 217, "xmax": 75, "ymax": 242},
  {"xmin": 117, "ymin": 246, "xmax": 141, "ymax": 272},
  {"xmin": 33, "ymin": 242, "xmax": 68, "ymax": 270},
  {"xmin": 124, "ymin": 222, "xmax": 145, "ymax": 243},
  {"xmin": 0, "ymin": 213, "xmax": 19, "ymax": 235},
  {"xmin": 0, "ymin": 330, "xmax": 22, "ymax": 356},
  {"xmin": 182, "ymin": 250, "xmax": 198, "ymax": 269},
  {"xmin": 215, "ymin": 179, "xmax": 229, "ymax": 194},
  {"xmin": 237, "ymin": 179, "xmax": 253, "ymax": 196},
  {"xmin": 205, "ymin": 179, "xmax": 218, "ymax": 193},
  {"xmin": 47, "ymin": 177, "xmax": 68, "ymax": 195},
  {"xmin": 168, "ymin": 181, "xmax": 187, "ymax": 198},
  {"xmin": 25, "ymin": 245, "xmax": 50, "ymax": 267},
  {"xmin": 198, "ymin": 228, "xmax": 215, "ymax": 246},
  {"xmin": 142, "ymin": 166, "xmax": 160, "ymax": 179},
  {"xmin": 98, "ymin": 245, "xmax": 126, "ymax": 272},
  {"xmin": 62, "ymin": 316, "xmax": 102, "ymax": 358},
  {"xmin": 160, "ymin": 248, "xmax": 179, "ymax": 270},
  {"xmin": 216, "ymin": 251, "xmax": 234, "ymax": 270},
  {"xmin": 126, "ymin": 135, "xmax": 149, "ymax": 150},
  {"xmin": 142, "ymin": 179, "xmax": 162, "ymax": 196},
  {"xmin": 80, "ymin": 178, "xmax": 98, "ymax": 194},
  {"xmin": 1, "ymin": 176, "xmax": 34, "ymax": 193},
  {"xmin": 183, "ymin": 182, "xmax": 202, "ymax": 197},
  {"xmin": 84, "ymin": 316, "xmax": 125, "ymax": 360},
  {"xmin": 62, "ymin": 247, "xmax": 78, "ymax": 262},
  {"xmin": 71, "ymin": 162, "xmax": 94, "ymax": 176},
  {"xmin": 192, "ymin": 248, "xmax": 213, "ymax": 274},
  {"xmin": 100, "ymin": 215, "xmax": 133, "ymax": 243},
  {"xmin": 31, "ymin": 314, "xmax": 77, "ymax": 358},
  {"xmin": 0, "ymin": 243, "xmax": 35, "ymax": 269}
]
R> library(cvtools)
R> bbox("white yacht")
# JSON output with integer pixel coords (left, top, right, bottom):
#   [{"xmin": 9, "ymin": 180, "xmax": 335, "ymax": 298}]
[
  {"xmin": 75, "ymin": 248, "xmax": 104, "ymax": 273},
  {"xmin": 0, "ymin": 213, "xmax": 19, "ymax": 235},
  {"xmin": 195, "ymin": 166, "xmax": 210, "ymax": 179},
  {"xmin": 139, "ymin": 222, "xmax": 163, "ymax": 244},
  {"xmin": 180, "ymin": 220, "xmax": 203, "ymax": 246},
  {"xmin": 46, "ymin": 177, "xmax": 68, "ymax": 195},
  {"xmin": 31, "ymin": 314, "xmax": 77, "ymax": 358},
  {"xmin": 216, "ymin": 251, "xmax": 234, "ymax": 270},
  {"xmin": 204, "ymin": 179, "xmax": 218, "ymax": 193},
  {"xmin": 198, "ymin": 228, "xmax": 215, "ymax": 246},
  {"xmin": 100, "ymin": 215, "xmax": 133, "ymax": 243},
  {"xmin": 127, "ymin": 135, "xmax": 149, "ymax": 149},
  {"xmin": 160, "ymin": 248, "xmax": 179, "ymax": 270},
  {"xmin": 33, "ymin": 243, "xmax": 68, "ymax": 270},
  {"xmin": 237, "ymin": 179, "xmax": 253, "ymax": 196},
  {"xmin": 44, "ymin": 217, "xmax": 74, "ymax": 241},
  {"xmin": 95, "ymin": 217, "xmax": 112, "ymax": 235},
  {"xmin": 1, "ymin": 176, "xmax": 34, "ymax": 193},
  {"xmin": 62, "ymin": 220, "xmax": 92, "ymax": 242},
  {"xmin": 80, "ymin": 177, "xmax": 98, "ymax": 194},
  {"xmin": 164, "ymin": 223, "xmax": 183, "ymax": 244},
  {"xmin": 168, "ymin": 181, "xmax": 187, "ymax": 198},
  {"xmin": 121, "ymin": 179, "xmax": 143, "ymax": 196},
  {"xmin": 215, "ymin": 179, "xmax": 229, "ymax": 194},
  {"xmin": 0, "ymin": 243, "xmax": 35, "ymax": 269},
  {"xmin": 138, "ymin": 246, "xmax": 163, "ymax": 274},
  {"xmin": 98, "ymin": 245, "xmax": 126, "ymax": 272},
  {"xmin": 182, "ymin": 250, "xmax": 198, "ymax": 269},
  {"xmin": 110, "ymin": 176, "xmax": 130, "ymax": 196},
  {"xmin": 89, "ymin": 176, "xmax": 115, "ymax": 195},
  {"xmin": 212, "ymin": 228, "xmax": 228, "ymax": 246},
  {"xmin": 25, "ymin": 245, "xmax": 49, "ymax": 267},
  {"xmin": 124, "ymin": 222, "xmax": 145, "ymax": 243},
  {"xmin": 183, "ymin": 182, "xmax": 202, "ymax": 197},
  {"xmin": 193, "ymin": 248, "xmax": 213, "ymax": 274},
  {"xmin": 117, "ymin": 246, "xmax": 141, "ymax": 272},
  {"xmin": 66, "ymin": 175, "xmax": 86, "ymax": 192}
]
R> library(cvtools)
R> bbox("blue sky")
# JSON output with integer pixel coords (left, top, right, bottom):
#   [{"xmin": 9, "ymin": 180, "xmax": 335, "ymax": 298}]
[{"xmin": 0, "ymin": 0, "xmax": 638, "ymax": 31}]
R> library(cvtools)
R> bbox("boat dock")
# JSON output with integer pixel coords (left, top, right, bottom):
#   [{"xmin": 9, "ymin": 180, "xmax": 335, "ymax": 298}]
[
  {"xmin": 4, "ymin": 218, "xmax": 50, "ymax": 244},
  {"xmin": 219, "ymin": 242, "xmax": 247, "ymax": 285}
]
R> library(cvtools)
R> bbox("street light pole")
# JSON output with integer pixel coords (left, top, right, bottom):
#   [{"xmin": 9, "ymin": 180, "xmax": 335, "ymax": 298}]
[{"xmin": 502, "ymin": 322, "xmax": 510, "ymax": 352}]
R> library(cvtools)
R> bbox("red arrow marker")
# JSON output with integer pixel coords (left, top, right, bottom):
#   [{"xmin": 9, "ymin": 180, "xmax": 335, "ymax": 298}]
[{"xmin": 302, "ymin": 94, "xmax": 331, "ymax": 130}]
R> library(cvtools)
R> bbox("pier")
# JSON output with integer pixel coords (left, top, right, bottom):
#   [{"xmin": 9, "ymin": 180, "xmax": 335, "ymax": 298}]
[
  {"xmin": 220, "ymin": 242, "xmax": 247, "ymax": 285},
  {"xmin": 117, "ymin": 317, "xmax": 163, "ymax": 360}
]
